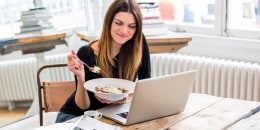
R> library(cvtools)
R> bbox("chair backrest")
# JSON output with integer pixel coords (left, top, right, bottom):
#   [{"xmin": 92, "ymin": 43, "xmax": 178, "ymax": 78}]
[
  {"xmin": 43, "ymin": 81, "xmax": 75, "ymax": 112},
  {"xmin": 37, "ymin": 64, "xmax": 76, "ymax": 126}
]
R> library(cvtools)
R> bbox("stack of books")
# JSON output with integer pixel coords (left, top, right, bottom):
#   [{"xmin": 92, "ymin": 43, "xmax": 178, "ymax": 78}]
[
  {"xmin": 19, "ymin": 7, "xmax": 54, "ymax": 34},
  {"xmin": 137, "ymin": 0, "xmax": 168, "ymax": 36},
  {"xmin": 138, "ymin": 0, "xmax": 160, "ymax": 20}
]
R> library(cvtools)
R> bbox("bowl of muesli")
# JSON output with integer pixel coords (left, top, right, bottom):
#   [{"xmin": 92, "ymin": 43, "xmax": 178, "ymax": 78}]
[{"xmin": 84, "ymin": 78, "xmax": 135, "ymax": 101}]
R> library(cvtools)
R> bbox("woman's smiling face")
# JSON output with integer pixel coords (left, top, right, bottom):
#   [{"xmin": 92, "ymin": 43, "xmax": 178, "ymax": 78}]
[{"xmin": 110, "ymin": 12, "xmax": 136, "ymax": 45}]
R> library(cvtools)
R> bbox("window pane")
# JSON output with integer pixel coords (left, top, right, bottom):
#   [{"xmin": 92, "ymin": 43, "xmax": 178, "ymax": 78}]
[
  {"xmin": 0, "ymin": 0, "xmax": 34, "ymax": 38},
  {"xmin": 227, "ymin": 0, "xmax": 260, "ymax": 31},
  {"xmin": 159, "ymin": 0, "xmax": 215, "ymax": 27},
  {"xmin": 42, "ymin": 0, "xmax": 86, "ymax": 29},
  {"xmin": 158, "ymin": 0, "xmax": 175, "ymax": 21}
]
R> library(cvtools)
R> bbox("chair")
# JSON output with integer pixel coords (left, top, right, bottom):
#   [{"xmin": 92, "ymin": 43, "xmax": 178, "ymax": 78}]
[{"xmin": 36, "ymin": 64, "xmax": 76, "ymax": 126}]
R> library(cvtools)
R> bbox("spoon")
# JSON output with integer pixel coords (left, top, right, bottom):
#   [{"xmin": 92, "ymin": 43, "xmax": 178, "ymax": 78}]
[{"xmin": 78, "ymin": 58, "xmax": 101, "ymax": 74}]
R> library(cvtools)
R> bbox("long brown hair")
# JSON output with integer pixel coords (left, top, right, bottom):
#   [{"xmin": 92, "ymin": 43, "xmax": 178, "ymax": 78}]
[{"xmin": 97, "ymin": 0, "xmax": 143, "ymax": 81}]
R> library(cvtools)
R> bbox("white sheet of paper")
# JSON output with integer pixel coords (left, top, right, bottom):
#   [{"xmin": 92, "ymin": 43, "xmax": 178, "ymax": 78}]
[
  {"xmin": 70, "ymin": 116, "xmax": 120, "ymax": 130},
  {"xmin": 35, "ymin": 123, "xmax": 74, "ymax": 130}
]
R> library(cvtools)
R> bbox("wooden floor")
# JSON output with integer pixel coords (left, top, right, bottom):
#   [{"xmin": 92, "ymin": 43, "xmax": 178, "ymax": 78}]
[{"xmin": 0, "ymin": 107, "xmax": 29, "ymax": 128}]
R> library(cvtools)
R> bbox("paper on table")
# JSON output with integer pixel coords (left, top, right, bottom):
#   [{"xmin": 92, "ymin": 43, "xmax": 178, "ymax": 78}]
[
  {"xmin": 35, "ymin": 123, "xmax": 74, "ymax": 130},
  {"xmin": 70, "ymin": 116, "xmax": 120, "ymax": 130}
]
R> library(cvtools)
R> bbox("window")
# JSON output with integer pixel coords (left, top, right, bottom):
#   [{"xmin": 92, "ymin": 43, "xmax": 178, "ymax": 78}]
[
  {"xmin": 226, "ymin": 0, "xmax": 260, "ymax": 39},
  {"xmin": 0, "ymin": 0, "xmax": 34, "ymax": 39},
  {"xmin": 1, "ymin": 0, "xmax": 260, "ymax": 40},
  {"xmin": 160, "ymin": 0, "xmax": 215, "ymax": 26},
  {"xmin": 0, "ymin": 0, "xmax": 87, "ymax": 39},
  {"xmin": 158, "ymin": 0, "xmax": 260, "ymax": 40},
  {"xmin": 159, "ymin": 0, "xmax": 219, "ymax": 35},
  {"xmin": 42, "ymin": 0, "xmax": 86, "ymax": 29},
  {"xmin": 227, "ymin": 0, "xmax": 260, "ymax": 30}
]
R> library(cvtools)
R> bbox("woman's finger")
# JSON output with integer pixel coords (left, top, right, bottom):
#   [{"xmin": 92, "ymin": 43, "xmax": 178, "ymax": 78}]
[
  {"xmin": 71, "ymin": 50, "xmax": 76, "ymax": 55},
  {"xmin": 95, "ymin": 94, "xmax": 127, "ymax": 104},
  {"xmin": 68, "ymin": 50, "xmax": 78, "ymax": 61}
]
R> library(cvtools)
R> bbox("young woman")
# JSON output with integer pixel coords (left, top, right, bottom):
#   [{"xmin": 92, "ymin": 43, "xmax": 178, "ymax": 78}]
[{"xmin": 56, "ymin": 0, "xmax": 151, "ymax": 123}]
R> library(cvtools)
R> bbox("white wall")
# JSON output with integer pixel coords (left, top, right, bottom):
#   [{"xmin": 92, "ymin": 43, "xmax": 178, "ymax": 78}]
[{"xmin": 178, "ymin": 33, "xmax": 260, "ymax": 64}]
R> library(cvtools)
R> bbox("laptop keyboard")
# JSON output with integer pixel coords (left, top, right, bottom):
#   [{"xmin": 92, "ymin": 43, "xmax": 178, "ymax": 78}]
[{"xmin": 116, "ymin": 112, "xmax": 128, "ymax": 119}]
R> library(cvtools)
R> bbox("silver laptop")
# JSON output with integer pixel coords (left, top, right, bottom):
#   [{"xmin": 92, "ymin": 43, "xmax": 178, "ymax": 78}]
[{"xmin": 97, "ymin": 70, "xmax": 197, "ymax": 125}]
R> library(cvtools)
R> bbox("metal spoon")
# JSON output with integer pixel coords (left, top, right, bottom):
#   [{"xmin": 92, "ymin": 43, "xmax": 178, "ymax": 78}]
[{"xmin": 78, "ymin": 58, "xmax": 101, "ymax": 74}]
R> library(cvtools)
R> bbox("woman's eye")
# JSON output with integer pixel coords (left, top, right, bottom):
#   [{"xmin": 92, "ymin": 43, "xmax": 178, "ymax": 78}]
[
  {"xmin": 115, "ymin": 22, "xmax": 122, "ymax": 25},
  {"xmin": 129, "ymin": 25, "xmax": 136, "ymax": 29}
]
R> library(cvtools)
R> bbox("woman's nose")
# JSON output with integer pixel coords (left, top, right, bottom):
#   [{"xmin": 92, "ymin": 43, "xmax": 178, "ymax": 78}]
[{"xmin": 120, "ymin": 25, "xmax": 128, "ymax": 34}]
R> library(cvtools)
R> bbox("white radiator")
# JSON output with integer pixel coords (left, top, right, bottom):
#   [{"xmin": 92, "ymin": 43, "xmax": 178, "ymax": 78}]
[
  {"xmin": 0, "ymin": 53, "xmax": 260, "ymax": 108},
  {"xmin": 151, "ymin": 53, "xmax": 260, "ymax": 101},
  {"xmin": 42, "ymin": 54, "xmax": 74, "ymax": 82},
  {"xmin": 0, "ymin": 58, "xmax": 37, "ymax": 102},
  {"xmin": 0, "ymin": 54, "xmax": 74, "ymax": 109}
]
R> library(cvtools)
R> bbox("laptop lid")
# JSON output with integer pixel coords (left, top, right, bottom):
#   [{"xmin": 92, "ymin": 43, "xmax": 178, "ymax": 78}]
[{"xmin": 98, "ymin": 70, "xmax": 197, "ymax": 125}]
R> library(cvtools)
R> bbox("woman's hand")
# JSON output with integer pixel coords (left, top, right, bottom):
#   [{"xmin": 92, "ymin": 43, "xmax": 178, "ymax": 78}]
[
  {"xmin": 95, "ymin": 94, "xmax": 133, "ymax": 104},
  {"xmin": 67, "ymin": 50, "xmax": 85, "ymax": 82}
]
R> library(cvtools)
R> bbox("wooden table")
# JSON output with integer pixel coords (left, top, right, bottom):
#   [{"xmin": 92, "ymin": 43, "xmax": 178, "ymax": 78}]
[
  {"xmin": 145, "ymin": 32, "xmax": 192, "ymax": 53},
  {"xmin": 226, "ymin": 111, "xmax": 260, "ymax": 130},
  {"xmin": 0, "ymin": 32, "xmax": 67, "ymax": 55},
  {"xmin": 77, "ymin": 31, "xmax": 192, "ymax": 53},
  {"xmin": 4, "ymin": 93, "xmax": 259, "ymax": 129},
  {"xmin": 69, "ymin": 93, "xmax": 260, "ymax": 130}
]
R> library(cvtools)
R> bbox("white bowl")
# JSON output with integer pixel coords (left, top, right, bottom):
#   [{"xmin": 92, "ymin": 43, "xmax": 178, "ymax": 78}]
[{"xmin": 84, "ymin": 78, "xmax": 135, "ymax": 101}]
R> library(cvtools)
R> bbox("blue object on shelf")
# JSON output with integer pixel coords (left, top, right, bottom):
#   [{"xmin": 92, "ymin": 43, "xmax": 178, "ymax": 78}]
[{"xmin": 0, "ymin": 39, "xmax": 18, "ymax": 46}]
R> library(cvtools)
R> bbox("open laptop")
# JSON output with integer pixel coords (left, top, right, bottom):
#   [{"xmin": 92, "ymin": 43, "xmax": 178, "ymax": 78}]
[{"xmin": 97, "ymin": 70, "xmax": 197, "ymax": 125}]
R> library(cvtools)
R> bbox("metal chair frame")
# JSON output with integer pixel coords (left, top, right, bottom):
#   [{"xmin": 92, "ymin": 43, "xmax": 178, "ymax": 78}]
[{"xmin": 36, "ymin": 64, "xmax": 75, "ymax": 126}]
